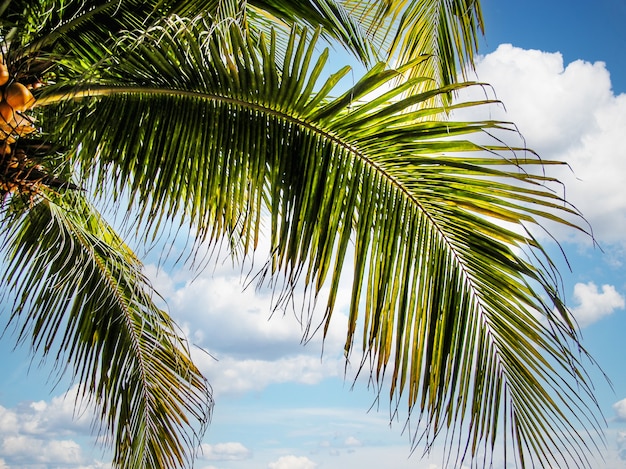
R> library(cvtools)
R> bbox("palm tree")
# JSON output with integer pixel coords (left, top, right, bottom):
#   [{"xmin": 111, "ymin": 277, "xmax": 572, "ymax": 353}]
[{"xmin": 0, "ymin": 1, "xmax": 604, "ymax": 468}]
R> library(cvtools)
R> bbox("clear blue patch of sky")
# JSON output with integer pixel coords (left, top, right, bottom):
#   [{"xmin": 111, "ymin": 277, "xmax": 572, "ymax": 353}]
[{"xmin": 0, "ymin": 319, "xmax": 72, "ymax": 406}]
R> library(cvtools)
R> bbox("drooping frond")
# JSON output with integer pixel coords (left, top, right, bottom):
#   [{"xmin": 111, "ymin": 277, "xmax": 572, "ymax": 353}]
[
  {"xmin": 34, "ymin": 18, "xmax": 603, "ymax": 467},
  {"xmin": 0, "ymin": 190, "xmax": 212, "ymax": 469}
]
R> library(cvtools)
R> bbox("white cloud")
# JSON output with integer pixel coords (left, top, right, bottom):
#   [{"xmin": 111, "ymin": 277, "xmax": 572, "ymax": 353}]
[
  {"xmin": 613, "ymin": 398, "xmax": 626, "ymax": 421},
  {"xmin": 143, "ymin": 245, "xmax": 357, "ymax": 397},
  {"xmin": 344, "ymin": 436, "xmax": 362, "ymax": 447},
  {"xmin": 0, "ymin": 406, "xmax": 18, "ymax": 434},
  {"xmin": 268, "ymin": 455, "xmax": 318, "ymax": 469},
  {"xmin": 468, "ymin": 45, "xmax": 612, "ymax": 153},
  {"xmin": 170, "ymin": 273, "xmax": 311, "ymax": 357},
  {"xmin": 192, "ymin": 351, "xmax": 343, "ymax": 397},
  {"xmin": 152, "ymin": 264, "xmax": 350, "ymax": 360},
  {"xmin": 1, "ymin": 436, "xmax": 83, "ymax": 464},
  {"xmin": 0, "ymin": 385, "xmax": 107, "ymax": 468},
  {"xmin": 454, "ymin": 44, "xmax": 626, "ymax": 248},
  {"xmin": 40, "ymin": 439, "xmax": 83, "ymax": 463},
  {"xmin": 199, "ymin": 442, "xmax": 251, "ymax": 461},
  {"xmin": 0, "ymin": 385, "xmax": 93, "ymax": 438},
  {"xmin": 569, "ymin": 282, "xmax": 625, "ymax": 327}
]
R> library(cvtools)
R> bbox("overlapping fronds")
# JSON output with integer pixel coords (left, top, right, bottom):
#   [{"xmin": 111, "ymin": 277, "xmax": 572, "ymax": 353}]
[
  {"xmin": 0, "ymin": 190, "xmax": 212, "ymax": 469},
  {"xmin": 4, "ymin": 0, "xmax": 218, "ymax": 67},
  {"xmin": 2, "ymin": 0, "xmax": 371, "ymax": 82},
  {"xmin": 32, "ymin": 17, "xmax": 603, "ymax": 467},
  {"xmin": 5, "ymin": 0, "xmax": 482, "ymax": 95}
]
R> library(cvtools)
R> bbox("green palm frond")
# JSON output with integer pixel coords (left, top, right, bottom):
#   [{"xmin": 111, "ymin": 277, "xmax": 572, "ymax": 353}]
[
  {"xmin": 342, "ymin": 0, "xmax": 484, "ymax": 99},
  {"xmin": 0, "ymin": 190, "xmax": 212, "ymax": 469},
  {"xmin": 4, "ymin": 0, "xmax": 480, "ymax": 115},
  {"xmin": 32, "ymin": 19, "xmax": 602, "ymax": 467},
  {"xmin": 4, "ymin": 0, "xmax": 370, "ymax": 79},
  {"xmin": 248, "ymin": 0, "xmax": 373, "ymax": 64},
  {"xmin": 3, "ymin": 0, "xmax": 222, "ymax": 87}
]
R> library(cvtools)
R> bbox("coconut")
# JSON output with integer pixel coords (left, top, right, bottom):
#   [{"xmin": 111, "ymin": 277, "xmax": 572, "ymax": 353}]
[
  {"xmin": 0, "ymin": 101, "xmax": 14, "ymax": 123},
  {"xmin": 4, "ymin": 82, "xmax": 35, "ymax": 111},
  {"xmin": 0, "ymin": 63, "xmax": 8, "ymax": 87},
  {"xmin": 0, "ymin": 100, "xmax": 36, "ymax": 137}
]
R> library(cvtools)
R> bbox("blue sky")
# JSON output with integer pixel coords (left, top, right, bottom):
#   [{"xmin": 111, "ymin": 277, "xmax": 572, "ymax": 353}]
[{"xmin": 2, "ymin": 2, "xmax": 626, "ymax": 468}]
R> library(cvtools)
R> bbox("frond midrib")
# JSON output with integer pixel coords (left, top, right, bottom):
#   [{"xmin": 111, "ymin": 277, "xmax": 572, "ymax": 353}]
[{"xmin": 36, "ymin": 84, "xmax": 431, "ymax": 213}]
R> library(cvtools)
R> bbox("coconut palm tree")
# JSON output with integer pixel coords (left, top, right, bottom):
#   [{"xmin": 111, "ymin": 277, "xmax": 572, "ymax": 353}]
[{"xmin": 0, "ymin": 1, "xmax": 604, "ymax": 468}]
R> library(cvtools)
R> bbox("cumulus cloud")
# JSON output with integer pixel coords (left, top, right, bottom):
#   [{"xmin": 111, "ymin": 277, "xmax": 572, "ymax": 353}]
[
  {"xmin": 467, "ymin": 44, "xmax": 613, "ymax": 152},
  {"xmin": 0, "ymin": 386, "xmax": 108, "ymax": 468},
  {"xmin": 613, "ymin": 398, "xmax": 626, "ymax": 421},
  {"xmin": 199, "ymin": 442, "xmax": 251, "ymax": 461},
  {"xmin": 28, "ymin": 385, "xmax": 94, "ymax": 434},
  {"xmin": 152, "ymin": 261, "xmax": 350, "ymax": 359},
  {"xmin": 569, "ymin": 282, "xmax": 625, "ymax": 327},
  {"xmin": 454, "ymin": 44, "xmax": 626, "ymax": 248},
  {"xmin": 191, "ymin": 351, "xmax": 343, "ymax": 397},
  {"xmin": 142, "ymin": 245, "xmax": 357, "ymax": 397},
  {"xmin": 268, "ymin": 455, "xmax": 318, "ymax": 469},
  {"xmin": 170, "ymin": 273, "xmax": 314, "ymax": 358},
  {"xmin": 0, "ymin": 385, "xmax": 92, "ymax": 438},
  {"xmin": 344, "ymin": 436, "xmax": 362, "ymax": 447}
]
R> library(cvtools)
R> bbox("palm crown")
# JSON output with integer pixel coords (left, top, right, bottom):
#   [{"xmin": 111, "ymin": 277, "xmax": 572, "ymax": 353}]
[{"xmin": 0, "ymin": 1, "xmax": 603, "ymax": 468}]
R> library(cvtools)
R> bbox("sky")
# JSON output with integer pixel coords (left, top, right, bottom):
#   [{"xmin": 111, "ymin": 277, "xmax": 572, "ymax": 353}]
[{"xmin": 1, "ymin": 1, "xmax": 626, "ymax": 468}]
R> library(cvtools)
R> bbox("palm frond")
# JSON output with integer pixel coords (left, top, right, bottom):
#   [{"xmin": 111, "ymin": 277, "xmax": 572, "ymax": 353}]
[
  {"xmin": 5, "ymin": 0, "xmax": 220, "ymax": 79},
  {"xmin": 248, "ymin": 0, "xmax": 373, "ymax": 64},
  {"xmin": 0, "ymin": 190, "xmax": 212, "ymax": 469},
  {"xmin": 33, "ymin": 19, "xmax": 603, "ymax": 467},
  {"xmin": 342, "ymin": 0, "xmax": 484, "ymax": 99},
  {"xmin": 5, "ymin": 0, "xmax": 370, "ymax": 79}
]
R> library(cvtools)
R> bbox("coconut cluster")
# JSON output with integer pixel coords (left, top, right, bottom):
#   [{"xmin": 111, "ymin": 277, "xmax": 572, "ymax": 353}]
[
  {"xmin": 0, "ymin": 59, "xmax": 36, "ymax": 144},
  {"xmin": 0, "ymin": 57, "xmax": 41, "ymax": 195}
]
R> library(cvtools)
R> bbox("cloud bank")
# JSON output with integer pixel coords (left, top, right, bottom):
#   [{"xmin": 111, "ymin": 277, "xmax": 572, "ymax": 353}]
[
  {"xmin": 0, "ymin": 385, "xmax": 109, "ymax": 468},
  {"xmin": 145, "ymin": 244, "xmax": 355, "ymax": 397},
  {"xmin": 456, "ymin": 44, "xmax": 626, "ymax": 249}
]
